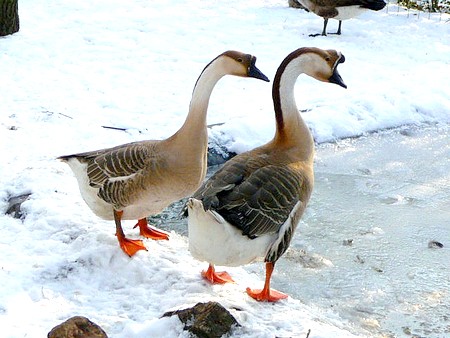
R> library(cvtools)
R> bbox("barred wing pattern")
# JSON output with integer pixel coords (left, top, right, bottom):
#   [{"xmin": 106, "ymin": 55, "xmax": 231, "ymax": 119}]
[
  {"xmin": 66, "ymin": 142, "xmax": 159, "ymax": 209},
  {"xmin": 194, "ymin": 155, "xmax": 307, "ymax": 242}
]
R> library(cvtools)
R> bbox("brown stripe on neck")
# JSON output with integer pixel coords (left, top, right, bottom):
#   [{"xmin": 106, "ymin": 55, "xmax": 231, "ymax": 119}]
[{"xmin": 272, "ymin": 47, "xmax": 315, "ymax": 137}]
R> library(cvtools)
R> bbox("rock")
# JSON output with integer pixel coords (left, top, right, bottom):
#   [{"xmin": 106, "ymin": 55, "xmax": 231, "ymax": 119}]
[
  {"xmin": 428, "ymin": 240, "xmax": 444, "ymax": 249},
  {"xmin": 342, "ymin": 239, "xmax": 354, "ymax": 246},
  {"xmin": 48, "ymin": 316, "xmax": 108, "ymax": 338},
  {"xmin": 284, "ymin": 248, "xmax": 332, "ymax": 269},
  {"xmin": 355, "ymin": 255, "xmax": 365, "ymax": 264},
  {"xmin": 5, "ymin": 192, "xmax": 31, "ymax": 219},
  {"xmin": 207, "ymin": 145, "xmax": 236, "ymax": 167},
  {"xmin": 206, "ymin": 125, "xmax": 237, "ymax": 166},
  {"xmin": 163, "ymin": 301, "xmax": 240, "ymax": 338}
]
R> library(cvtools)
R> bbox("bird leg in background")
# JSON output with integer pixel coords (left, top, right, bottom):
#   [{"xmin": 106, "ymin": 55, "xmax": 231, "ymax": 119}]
[
  {"xmin": 325, "ymin": 19, "xmax": 343, "ymax": 35},
  {"xmin": 309, "ymin": 18, "xmax": 329, "ymax": 37},
  {"xmin": 336, "ymin": 20, "xmax": 342, "ymax": 35},
  {"xmin": 133, "ymin": 218, "xmax": 169, "ymax": 240},
  {"xmin": 322, "ymin": 18, "xmax": 329, "ymax": 35},
  {"xmin": 114, "ymin": 210, "xmax": 148, "ymax": 257},
  {"xmin": 246, "ymin": 262, "xmax": 288, "ymax": 302},
  {"xmin": 202, "ymin": 264, "xmax": 235, "ymax": 284}
]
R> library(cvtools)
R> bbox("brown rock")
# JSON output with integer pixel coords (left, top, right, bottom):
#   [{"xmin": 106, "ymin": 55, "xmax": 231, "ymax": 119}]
[
  {"xmin": 163, "ymin": 301, "xmax": 240, "ymax": 338},
  {"xmin": 5, "ymin": 192, "xmax": 31, "ymax": 219},
  {"xmin": 48, "ymin": 316, "xmax": 108, "ymax": 338}
]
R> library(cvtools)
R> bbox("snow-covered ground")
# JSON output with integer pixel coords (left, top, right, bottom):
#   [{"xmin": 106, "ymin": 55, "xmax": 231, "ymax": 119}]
[{"xmin": 0, "ymin": 0, "xmax": 449, "ymax": 337}]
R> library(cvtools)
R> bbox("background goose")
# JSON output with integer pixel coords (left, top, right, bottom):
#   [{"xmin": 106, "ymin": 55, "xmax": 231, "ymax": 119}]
[
  {"xmin": 297, "ymin": 0, "xmax": 386, "ymax": 36},
  {"xmin": 187, "ymin": 47, "xmax": 347, "ymax": 302},
  {"xmin": 59, "ymin": 51, "xmax": 269, "ymax": 257}
]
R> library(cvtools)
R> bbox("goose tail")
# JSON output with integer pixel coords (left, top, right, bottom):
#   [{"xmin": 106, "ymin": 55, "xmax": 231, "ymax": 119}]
[{"xmin": 361, "ymin": 0, "xmax": 386, "ymax": 11}]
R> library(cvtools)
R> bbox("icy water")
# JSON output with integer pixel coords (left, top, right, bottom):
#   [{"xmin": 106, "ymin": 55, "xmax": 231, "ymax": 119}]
[
  {"xmin": 275, "ymin": 124, "xmax": 450, "ymax": 337},
  {"xmin": 152, "ymin": 124, "xmax": 450, "ymax": 337}
]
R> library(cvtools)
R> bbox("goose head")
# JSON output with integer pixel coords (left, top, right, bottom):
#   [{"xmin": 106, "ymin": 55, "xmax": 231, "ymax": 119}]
[
  {"xmin": 300, "ymin": 47, "xmax": 347, "ymax": 88},
  {"xmin": 214, "ymin": 50, "xmax": 270, "ymax": 82},
  {"xmin": 278, "ymin": 47, "xmax": 346, "ymax": 89}
]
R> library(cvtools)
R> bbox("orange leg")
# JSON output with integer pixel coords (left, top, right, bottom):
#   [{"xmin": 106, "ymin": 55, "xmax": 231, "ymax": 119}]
[
  {"xmin": 202, "ymin": 264, "xmax": 235, "ymax": 284},
  {"xmin": 133, "ymin": 218, "xmax": 169, "ymax": 240},
  {"xmin": 114, "ymin": 210, "xmax": 147, "ymax": 257},
  {"xmin": 246, "ymin": 262, "xmax": 288, "ymax": 302}
]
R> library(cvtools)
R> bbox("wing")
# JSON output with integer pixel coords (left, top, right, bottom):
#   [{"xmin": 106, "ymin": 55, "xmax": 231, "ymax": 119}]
[
  {"xmin": 62, "ymin": 141, "xmax": 161, "ymax": 209},
  {"xmin": 84, "ymin": 142, "xmax": 151, "ymax": 188},
  {"xmin": 194, "ymin": 156, "xmax": 309, "ymax": 239},
  {"xmin": 311, "ymin": 0, "xmax": 374, "ymax": 7}
]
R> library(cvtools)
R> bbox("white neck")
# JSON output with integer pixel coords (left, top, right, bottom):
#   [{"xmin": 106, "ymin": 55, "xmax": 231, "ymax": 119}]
[{"xmin": 174, "ymin": 58, "xmax": 228, "ymax": 141}]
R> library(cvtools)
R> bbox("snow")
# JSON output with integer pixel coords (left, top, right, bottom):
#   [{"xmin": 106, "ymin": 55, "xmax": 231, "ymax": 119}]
[{"xmin": 0, "ymin": 0, "xmax": 449, "ymax": 337}]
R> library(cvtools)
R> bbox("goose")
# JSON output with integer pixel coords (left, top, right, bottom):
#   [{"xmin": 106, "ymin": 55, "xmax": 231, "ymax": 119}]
[
  {"xmin": 186, "ymin": 47, "xmax": 347, "ymax": 302},
  {"xmin": 297, "ymin": 0, "xmax": 386, "ymax": 36},
  {"xmin": 58, "ymin": 51, "xmax": 269, "ymax": 257}
]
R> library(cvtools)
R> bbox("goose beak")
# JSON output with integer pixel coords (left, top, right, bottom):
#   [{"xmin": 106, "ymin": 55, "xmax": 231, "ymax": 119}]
[
  {"xmin": 329, "ymin": 54, "xmax": 347, "ymax": 89},
  {"xmin": 329, "ymin": 69, "xmax": 346, "ymax": 89},
  {"xmin": 248, "ymin": 57, "xmax": 270, "ymax": 82}
]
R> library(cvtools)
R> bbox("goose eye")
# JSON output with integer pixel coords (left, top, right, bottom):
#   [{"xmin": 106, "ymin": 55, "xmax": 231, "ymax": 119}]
[
  {"xmin": 237, "ymin": 58, "xmax": 243, "ymax": 63},
  {"xmin": 325, "ymin": 57, "xmax": 331, "ymax": 62}
]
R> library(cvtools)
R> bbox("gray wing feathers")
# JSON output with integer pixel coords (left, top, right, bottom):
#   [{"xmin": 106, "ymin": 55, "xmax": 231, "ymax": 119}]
[
  {"xmin": 226, "ymin": 166, "xmax": 303, "ymax": 237},
  {"xmin": 193, "ymin": 160, "xmax": 246, "ymax": 210},
  {"xmin": 93, "ymin": 145, "xmax": 152, "ymax": 208},
  {"xmin": 61, "ymin": 142, "xmax": 154, "ymax": 209},
  {"xmin": 86, "ymin": 145, "xmax": 149, "ymax": 187},
  {"xmin": 196, "ymin": 161, "xmax": 305, "ymax": 239},
  {"xmin": 266, "ymin": 199, "xmax": 304, "ymax": 263}
]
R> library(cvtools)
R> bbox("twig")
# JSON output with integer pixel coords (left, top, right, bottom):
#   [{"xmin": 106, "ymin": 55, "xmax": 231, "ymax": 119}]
[
  {"xmin": 306, "ymin": 329, "xmax": 311, "ymax": 338},
  {"xmin": 101, "ymin": 125, "xmax": 128, "ymax": 132},
  {"xmin": 207, "ymin": 122, "xmax": 225, "ymax": 128},
  {"xmin": 41, "ymin": 110, "xmax": 73, "ymax": 119},
  {"xmin": 56, "ymin": 112, "xmax": 73, "ymax": 119}
]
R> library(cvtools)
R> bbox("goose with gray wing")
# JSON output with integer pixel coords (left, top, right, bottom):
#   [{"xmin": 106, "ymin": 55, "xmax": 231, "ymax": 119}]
[
  {"xmin": 187, "ymin": 47, "xmax": 347, "ymax": 301},
  {"xmin": 298, "ymin": 0, "xmax": 386, "ymax": 36}
]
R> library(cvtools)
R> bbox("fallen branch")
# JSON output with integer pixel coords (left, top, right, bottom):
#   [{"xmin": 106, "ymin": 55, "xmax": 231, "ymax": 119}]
[
  {"xmin": 207, "ymin": 122, "xmax": 225, "ymax": 128},
  {"xmin": 101, "ymin": 125, "xmax": 128, "ymax": 132}
]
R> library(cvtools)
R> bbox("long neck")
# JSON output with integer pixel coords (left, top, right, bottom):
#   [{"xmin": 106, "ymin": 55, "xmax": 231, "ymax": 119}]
[
  {"xmin": 171, "ymin": 58, "xmax": 226, "ymax": 143},
  {"xmin": 271, "ymin": 52, "xmax": 314, "ymax": 162}
]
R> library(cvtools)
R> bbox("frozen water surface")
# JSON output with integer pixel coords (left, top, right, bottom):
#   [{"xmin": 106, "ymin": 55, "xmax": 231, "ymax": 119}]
[{"xmin": 272, "ymin": 124, "xmax": 450, "ymax": 337}]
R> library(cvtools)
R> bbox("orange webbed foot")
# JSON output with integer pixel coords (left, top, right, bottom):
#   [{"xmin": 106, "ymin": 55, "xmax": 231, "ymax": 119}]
[
  {"xmin": 134, "ymin": 218, "xmax": 169, "ymax": 240},
  {"xmin": 201, "ymin": 264, "xmax": 235, "ymax": 284},
  {"xmin": 114, "ymin": 210, "xmax": 148, "ymax": 257},
  {"xmin": 246, "ymin": 287, "xmax": 288, "ymax": 302},
  {"xmin": 246, "ymin": 262, "xmax": 287, "ymax": 301},
  {"xmin": 118, "ymin": 237, "xmax": 148, "ymax": 257}
]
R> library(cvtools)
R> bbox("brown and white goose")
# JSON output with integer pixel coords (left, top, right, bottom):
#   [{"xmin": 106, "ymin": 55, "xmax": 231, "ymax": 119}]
[
  {"xmin": 298, "ymin": 0, "xmax": 386, "ymax": 36},
  {"xmin": 186, "ymin": 47, "xmax": 346, "ymax": 301},
  {"xmin": 58, "ymin": 51, "xmax": 269, "ymax": 257}
]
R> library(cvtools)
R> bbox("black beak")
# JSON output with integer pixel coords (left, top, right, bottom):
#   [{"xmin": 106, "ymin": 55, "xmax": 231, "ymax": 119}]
[
  {"xmin": 329, "ymin": 54, "xmax": 347, "ymax": 89},
  {"xmin": 248, "ymin": 57, "xmax": 270, "ymax": 82}
]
